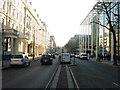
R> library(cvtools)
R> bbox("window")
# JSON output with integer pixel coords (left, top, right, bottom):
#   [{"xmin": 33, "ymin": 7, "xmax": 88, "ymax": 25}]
[
  {"xmin": 4, "ymin": 38, "xmax": 8, "ymax": 51},
  {"xmin": 17, "ymin": 13, "xmax": 18, "ymax": 19},
  {"xmin": 12, "ymin": 55, "xmax": 23, "ymax": 58},
  {"xmin": 3, "ymin": 1, "xmax": 5, "ymax": 11}
]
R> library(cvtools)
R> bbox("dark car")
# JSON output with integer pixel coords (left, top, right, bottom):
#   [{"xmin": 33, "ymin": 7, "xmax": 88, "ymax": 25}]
[{"xmin": 41, "ymin": 54, "xmax": 52, "ymax": 65}]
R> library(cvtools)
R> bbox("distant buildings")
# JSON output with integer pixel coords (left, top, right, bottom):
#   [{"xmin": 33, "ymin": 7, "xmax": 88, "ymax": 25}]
[
  {"xmin": 50, "ymin": 36, "xmax": 56, "ymax": 54},
  {"xmin": 64, "ymin": 34, "xmax": 91, "ymax": 54},
  {"xmin": 0, "ymin": 0, "xmax": 56, "ymax": 60}
]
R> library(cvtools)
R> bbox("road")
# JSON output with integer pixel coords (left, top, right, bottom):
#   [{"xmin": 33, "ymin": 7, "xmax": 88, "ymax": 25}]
[
  {"xmin": 71, "ymin": 58, "xmax": 120, "ymax": 89},
  {"xmin": 2, "ymin": 56, "xmax": 59, "ymax": 89},
  {"xmin": 2, "ymin": 56, "xmax": 120, "ymax": 89}
]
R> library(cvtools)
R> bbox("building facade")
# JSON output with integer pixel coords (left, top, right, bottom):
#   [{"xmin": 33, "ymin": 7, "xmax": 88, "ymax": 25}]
[
  {"xmin": 50, "ymin": 36, "xmax": 56, "ymax": 54},
  {"xmin": 80, "ymin": 0, "xmax": 120, "ymax": 61},
  {"xmin": 0, "ymin": 0, "xmax": 49, "ymax": 60}
]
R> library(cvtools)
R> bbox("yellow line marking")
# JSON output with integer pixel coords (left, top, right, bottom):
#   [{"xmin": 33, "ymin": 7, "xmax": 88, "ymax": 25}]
[
  {"xmin": 45, "ymin": 65, "xmax": 59, "ymax": 90},
  {"xmin": 68, "ymin": 66, "xmax": 79, "ymax": 90}
]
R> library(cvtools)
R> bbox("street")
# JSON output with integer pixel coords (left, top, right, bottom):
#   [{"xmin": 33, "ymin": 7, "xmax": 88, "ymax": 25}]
[
  {"xmin": 2, "ymin": 57, "xmax": 59, "ymax": 88},
  {"xmin": 71, "ymin": 58, "xmax": 120, "ymax": 89},
  {"xmin": 2, "ymin": 56, "xmax": 120, "ymax": 89}
]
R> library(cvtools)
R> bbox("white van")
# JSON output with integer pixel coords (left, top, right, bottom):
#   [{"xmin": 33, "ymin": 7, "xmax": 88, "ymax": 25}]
[{"xmin": 61, "ymin": 53, "xmax": 71, "ymax": 63}]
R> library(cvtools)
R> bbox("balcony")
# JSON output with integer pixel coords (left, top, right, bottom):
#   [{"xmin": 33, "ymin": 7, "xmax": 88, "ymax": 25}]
[{"xmin": 4, "ymin": 29, "xmax": 19, "ymax": 36}]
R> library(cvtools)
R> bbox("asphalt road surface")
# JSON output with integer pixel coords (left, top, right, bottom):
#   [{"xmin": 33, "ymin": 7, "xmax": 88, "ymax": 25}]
[
  {"xmin": 71, "ymin": 58, "xmax": 120, "ymax": 89},
  {"xmin": 2, "ymin": 56, "xmax": 59, "ymax": 89}
]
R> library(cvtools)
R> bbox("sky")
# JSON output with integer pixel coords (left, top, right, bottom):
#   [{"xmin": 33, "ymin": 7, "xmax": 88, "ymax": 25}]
[{"xmin": 28, "ymin": 0, "xmax": 97, "ymax": 47}]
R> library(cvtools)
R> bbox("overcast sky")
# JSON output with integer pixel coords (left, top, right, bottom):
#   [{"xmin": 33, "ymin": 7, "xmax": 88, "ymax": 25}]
[{"xmin": 29, "ymin": 0, "xmax": 97, "ymax": 47}]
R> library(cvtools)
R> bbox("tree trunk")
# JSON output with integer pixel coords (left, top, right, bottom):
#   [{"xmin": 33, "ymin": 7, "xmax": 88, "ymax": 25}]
[{"xmin": 113, "ymin": 31, "xmax": 118, "ymax": 65}]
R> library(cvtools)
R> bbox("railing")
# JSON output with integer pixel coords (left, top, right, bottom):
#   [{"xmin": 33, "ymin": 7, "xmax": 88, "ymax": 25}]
[{"xmin": 4, "ymin": 29, "xmax": 19, "ymax": 35}]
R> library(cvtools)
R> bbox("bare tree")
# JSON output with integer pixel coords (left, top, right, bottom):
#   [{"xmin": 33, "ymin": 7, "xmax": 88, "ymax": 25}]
[
  {"xmin": 64, "ymin": 39, "xmax": 77, "ymax": 53},
  {"xmin": 91, "ymin": 0, "xmax": 119, "ymax": 65}
]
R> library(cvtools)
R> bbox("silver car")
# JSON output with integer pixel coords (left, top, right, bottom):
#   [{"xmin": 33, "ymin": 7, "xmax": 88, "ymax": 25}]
[{"xmin": 10, "ymin": 54, "xmax": 30, "ymax": 67}]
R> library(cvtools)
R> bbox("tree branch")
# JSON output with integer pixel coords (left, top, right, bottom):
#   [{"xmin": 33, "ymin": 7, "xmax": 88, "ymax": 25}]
[
  {"xmin": 91, "ymin": 21, "xmax": 110, "ymax": 31},
  {"xmin": 111, "ymin": 11, "xmax": 119, "ymax": 16},
  {"xmin": 107, "ymin": 2, "xmax": 117, "ymax": 12},
  {"xmin": 103, "ymin": 1, "xmax": 114, "ymax": 32}
]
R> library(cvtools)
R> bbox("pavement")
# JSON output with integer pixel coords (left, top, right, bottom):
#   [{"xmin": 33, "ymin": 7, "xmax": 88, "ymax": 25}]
[{"xmin": 89, "ymin": 58, "xmax": 120, "ymax": 67}]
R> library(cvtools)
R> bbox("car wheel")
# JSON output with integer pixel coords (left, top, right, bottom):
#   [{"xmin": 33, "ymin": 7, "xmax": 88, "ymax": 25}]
[
  {"xmin": 41, "ymin": 62, "xmax": 43, "ymax": 65},
  {"xmin": 22, "ymin": 62, "xmax": 26, "ymax": 67},
  {"xmin": 28, "ymin": 61, "xmax": 30, "ymax": 66}
]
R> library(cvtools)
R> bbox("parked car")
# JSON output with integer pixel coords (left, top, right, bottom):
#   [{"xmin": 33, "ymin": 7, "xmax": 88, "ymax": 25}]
[
  {"xmin": 10, "ymin": 54, "xmax": 30, "ymax": 67},
  {"xmin": 80, "ymin": 53, "xmax": 88, "ymax": 60},
  {"xmin": 41, "ymin": 54, "xmax": 52, "ymax": 65}
]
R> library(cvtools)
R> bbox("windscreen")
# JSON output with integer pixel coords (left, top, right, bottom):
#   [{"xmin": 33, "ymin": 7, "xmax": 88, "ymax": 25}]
[{"xmin": 12, "ymin": 55, "xmax": 23, "ymax": 58}]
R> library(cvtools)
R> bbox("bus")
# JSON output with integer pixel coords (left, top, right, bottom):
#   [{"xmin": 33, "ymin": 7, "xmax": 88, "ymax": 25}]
[{"xmin": 61, "ymin": 53, "xmax": 71, "ymax": 64}]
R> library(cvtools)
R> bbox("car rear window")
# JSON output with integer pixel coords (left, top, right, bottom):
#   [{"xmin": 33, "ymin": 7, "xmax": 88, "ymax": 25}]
[
  {"xmin": 12, "ymin": 55, "xmax": 23, "ymax": 58},
  {"xmin": 82, "ymin": 54, "xmax": 87, "ymax": 56},
  {"xmin": 63, "ymin": 54, "xmax": 70, "ymax": 56},
  {"xmin": 42, "ymin": 55, "xmax": 50, "ymax": 58}
]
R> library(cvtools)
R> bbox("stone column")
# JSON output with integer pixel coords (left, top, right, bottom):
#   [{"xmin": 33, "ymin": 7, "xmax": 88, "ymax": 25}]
[
  {"xmin": 24, "ymin": 40, "xmax": 26, "ymax": 54},
  {"xmin": 15, "ymin": 38, "xmax": 18, "ymax": 54},
  {"xmin": 85, "ymin": 25, "xmax": 87, "ymax": 53},
  {"xmin": 91, "ymin": 19, "xmax": 94, "ymax": 57},
  {"xmin": 83, "ymin": 25, "xmax": 85, "ymax": 53},
  {"xmin": 96, "ymin": 13, "xmax": 99, "ymax": 60},
  {"xmin": 11, "ymin": 38, "xmax": 13, "ymax": 55},
  {"xmin": 88, "ymin": 20, "xmax": 90, "ymax": 59},
  {"xmin": 81, "ymin": 25, "xmax": 83, "ymax": 53},
  {"xmin": 0, "ymin": 15, "xmax": 2, "ymax": 61},
  {"xmin": 102, "ymin": 13, "xmax": 105, "ymax": 61}
]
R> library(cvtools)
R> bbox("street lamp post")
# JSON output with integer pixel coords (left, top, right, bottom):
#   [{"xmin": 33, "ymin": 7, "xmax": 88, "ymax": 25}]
[
  {"xmin": 33, "ymin": 29, "xmax": 35, "ymax": 60},
  {"xmin": 2, "ymin": 28, "xmax": 5, "ymax": 67},
  {"xmin": 33, "ymin": 42, "xmax": 35, "ymax": 60},
  {"xmin": 33, "ymin": 29, "xmax": 41, "ymax": 60}
]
